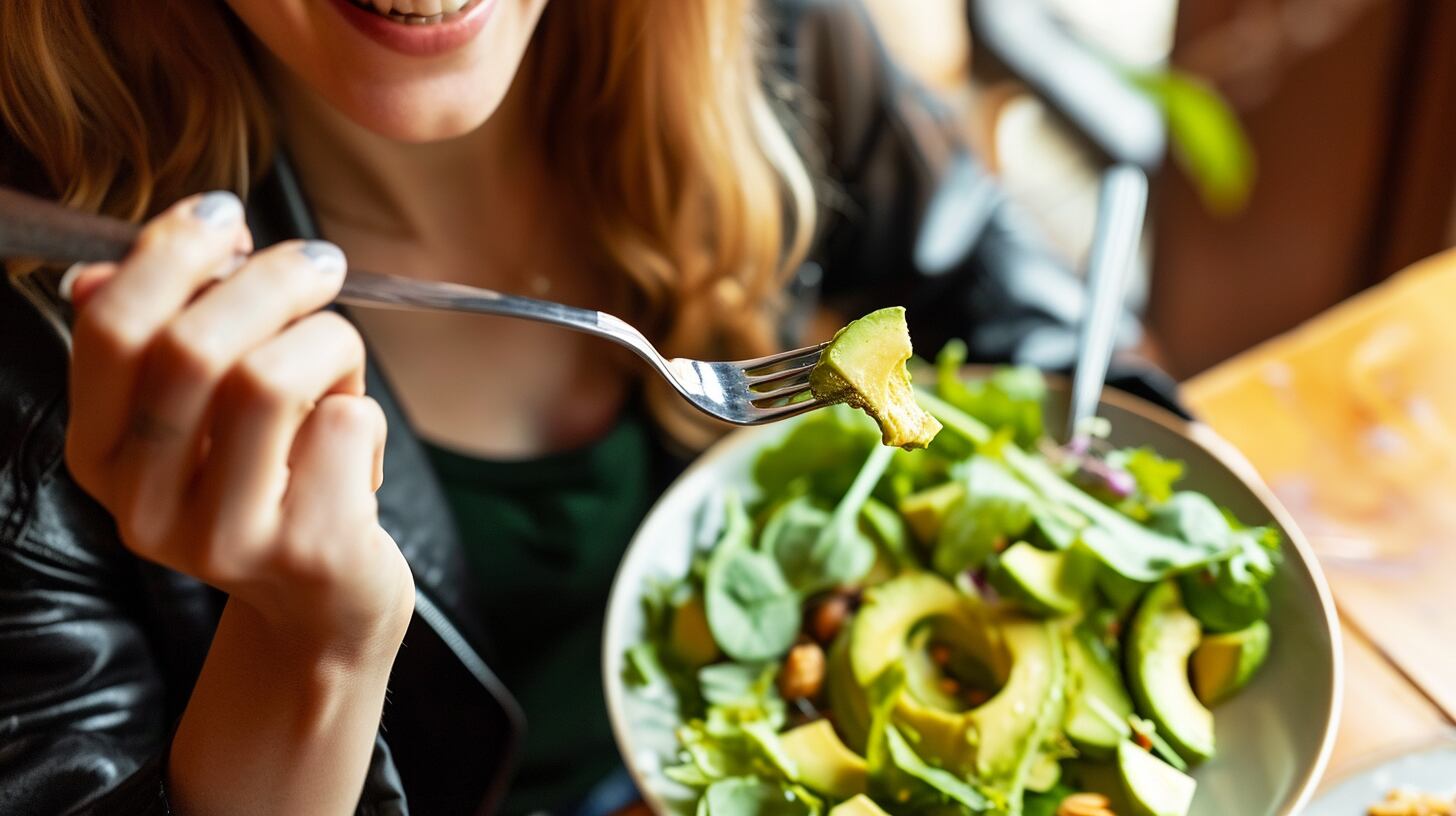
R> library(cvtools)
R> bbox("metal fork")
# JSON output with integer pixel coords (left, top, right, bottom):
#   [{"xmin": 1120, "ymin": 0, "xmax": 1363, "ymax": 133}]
[{"xmin": 0, "ymin": 185, "xmax": 826, "ymax": 426}]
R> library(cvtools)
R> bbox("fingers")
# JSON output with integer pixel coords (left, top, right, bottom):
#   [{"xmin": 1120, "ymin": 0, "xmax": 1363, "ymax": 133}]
[
  {"xmin": 277, "ymin": 395, "xmax": 389, "ymax": 578},
  {"xmin": 67, "ymin": 191, "xmax": 251, "ymax": 491},
  {"xmin": 194, "ymin": 310, "xmax": 369, "ymax": 557},
  {"xmin": 111, "ymin": 241, "xmax": 349, "ymax": 527}
]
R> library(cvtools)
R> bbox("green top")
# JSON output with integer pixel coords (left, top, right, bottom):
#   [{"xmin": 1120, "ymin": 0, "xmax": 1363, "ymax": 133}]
[{"xmin": 424, "ymin": 413, "xmax": 660, "ymax": 815}]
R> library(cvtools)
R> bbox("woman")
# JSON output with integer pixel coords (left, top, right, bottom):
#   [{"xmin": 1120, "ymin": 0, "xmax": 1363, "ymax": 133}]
[{"xmin": 0, "ymin": 1, "xmax": 1171, "ymax": 814}]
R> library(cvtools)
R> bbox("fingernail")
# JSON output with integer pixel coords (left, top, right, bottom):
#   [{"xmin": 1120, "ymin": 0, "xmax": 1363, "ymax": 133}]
[
  {"xmin": 300, "ymin": 240, "xmax": 346, "ymax": 274},
  {"xmin": 192, "ymin": 191, "xmax": 243, "ymax": 227},
  {"xmin": 58, "ymin": 262, "xmax": 87, "ymax": 302}
]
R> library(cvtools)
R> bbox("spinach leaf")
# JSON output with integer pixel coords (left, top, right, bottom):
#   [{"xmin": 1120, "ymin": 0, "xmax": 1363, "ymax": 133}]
[
  {"xmin": 1177, "ymin": 533, "xmax": 1277, "ymax": 632},
  {"xmin": 862, "ymin": 497, "xmax": 918, "ymax": 572},
  {"xmin": 761, "ymin": 497, "xmax": 834, "ymax": 592},
  {"xmin": 934, "ymin": 456, "xmax": 1035, "ymax": 576},
  {"xmin": 1149, "ymin": 492, "xmax": 1231, "ymax": 553},
  {"xmin": 754, "ymin": 405, "xmax": 878, "ymax": 500},
  {"xmin": 1156, "ymin": 493, "xmax": 1281, "ymax": 631},
  {"xmin": 699, "ymin": 662, "xmax": 782, "ymax": 711},
  {"xmin": 1009, "ymin": 452, "xmax": 1230, "ymax": 582},
  {"xmin": 698, "ymin": 777, "xmax": 817, "ymax": 816},
  {"xmin": 705, "ymin": 494, "xmax": 800, "ymax": 662},
  {"xmin": 768, "ymin": 446, "xmax": 895, "ymax": 595}
]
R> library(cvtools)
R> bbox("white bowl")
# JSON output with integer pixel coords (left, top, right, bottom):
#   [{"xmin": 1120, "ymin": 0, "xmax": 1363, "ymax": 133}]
[{"xmin": 603, "ymin": 378, "xmax": 1343, "ymax": 815}]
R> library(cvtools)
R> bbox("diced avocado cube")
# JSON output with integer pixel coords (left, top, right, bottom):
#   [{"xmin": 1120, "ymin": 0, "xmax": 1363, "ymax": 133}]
[
  {"xmin": 779, "ymin": 719, "xmax": 868, "ymax": 799},
  {"xmin": 991, "ymin": 542, "xmax": 1095, "ymax": 617},
  {"xmin": 1118, "ymin": 739, "xmax": 1197, "ymax": 816},
  {"xmin": 898, "ymin": 482, "xmax": 966, "ymax": 546},
  {"xmin": 1191, "ymin": 620, "xmax": 1270, "ymax": 706}
]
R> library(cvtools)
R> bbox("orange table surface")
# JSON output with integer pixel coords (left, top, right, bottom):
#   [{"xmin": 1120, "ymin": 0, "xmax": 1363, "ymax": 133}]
[{"xmin": 1184, "ymin": 248, "xmax": 1456, "ymax": 783}]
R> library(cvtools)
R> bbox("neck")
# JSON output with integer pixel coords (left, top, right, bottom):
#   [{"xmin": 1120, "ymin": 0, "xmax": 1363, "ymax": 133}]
[{"xmin": 263, "ymin": 52, "xmax": 539, "ymax": 247}]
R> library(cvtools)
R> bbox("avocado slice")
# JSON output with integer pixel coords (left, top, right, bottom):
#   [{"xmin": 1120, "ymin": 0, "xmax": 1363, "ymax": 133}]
[
  {"xmin": 1191, "ymin": 620, "xmax": 1270, "ymax": 707},
  {"xmin": 850, "ymin": 573, "xmax": 1004, "ymax": 687},
  {"xmin": 848, "ymin": 574, "xmax": 1004, "ymax": 771},
  {"xmin": 1118, "ymin": 739, "xmax": 1197, "ymax": 816},
  {"xmin": 828, "ymin": 794, "xmax": 892, "ymax": 816},
  {"xmin": 992, "ymin": 542, "xmax": 1095, "ymax": 617},
  {"xmin": 898, "ymin": 482, "xmax": 966, "ymax": 546},
  {"xmin": 669, "ymin": 594, "xmax": 719, "ymax": 668},
  {"xmin": 1126, "ymin": 582, "xmax": 1215, "ymax": 763},
  {"xmin": 827, "ymin": 628, "xmax": 872, "ymax": 752},
  {"xmin": 972, "ymin": 616, "xmax": 1066, "ymax": 784},
  {"xmin": 809, "ymin": 307, "xmax": 942, "ymax": 449},
  {"xmin": 1064, "ymin": 625, "xmax": 1134, "ymax": 758},
  {"xmin": 779, "ymin": 719, "xmax": 868, "ymax": 799}
]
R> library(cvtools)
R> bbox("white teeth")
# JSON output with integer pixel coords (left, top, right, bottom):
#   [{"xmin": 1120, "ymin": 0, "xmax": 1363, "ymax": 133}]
[{"xmin": 353, "ymin": 0, "xmax": 471, "ymax": 20}]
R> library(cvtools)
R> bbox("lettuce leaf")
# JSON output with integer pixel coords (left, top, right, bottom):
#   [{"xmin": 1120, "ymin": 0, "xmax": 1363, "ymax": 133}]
[{"xmin": 935, "ymin": 341, "xmax": 1047, "ymax": 448}]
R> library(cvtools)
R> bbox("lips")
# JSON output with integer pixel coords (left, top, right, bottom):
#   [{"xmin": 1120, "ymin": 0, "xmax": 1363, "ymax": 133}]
[{"xmin": 328, "ymin": 0, "xmax": 497, "ymax": 56}]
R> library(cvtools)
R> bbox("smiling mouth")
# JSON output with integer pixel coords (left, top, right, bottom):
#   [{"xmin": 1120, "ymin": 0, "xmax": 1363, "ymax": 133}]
[{"xmin": 347, "ymin": 0, "xmax": 480, "ymax": 25}]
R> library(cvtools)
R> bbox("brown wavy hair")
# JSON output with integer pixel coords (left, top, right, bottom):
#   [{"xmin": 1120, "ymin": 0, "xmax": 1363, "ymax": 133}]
[{"xmin": 0, "ymin": 1, "xmax": 816, "ymax": 447}]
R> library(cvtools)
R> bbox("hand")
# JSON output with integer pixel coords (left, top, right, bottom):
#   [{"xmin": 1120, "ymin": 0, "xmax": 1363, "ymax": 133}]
[{"xmin": 64, "ymin": 191, "xmax": 413, "ymax": 661}]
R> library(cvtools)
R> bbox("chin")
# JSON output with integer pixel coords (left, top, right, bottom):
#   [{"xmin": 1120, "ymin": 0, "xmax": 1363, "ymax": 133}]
[
  {"xmin": 335, "ymin": 73, "xmax": 511, "ymax": 143},
  {"xmin": 229, "ymin": 0, "xmax": 548, "ymax": 143}
]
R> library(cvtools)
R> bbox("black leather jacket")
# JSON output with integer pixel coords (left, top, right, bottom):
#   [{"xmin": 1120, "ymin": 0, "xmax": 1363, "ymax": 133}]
[{"xmin": 0, "ymin": 2, "xmax": 1177, "ymax": 814}]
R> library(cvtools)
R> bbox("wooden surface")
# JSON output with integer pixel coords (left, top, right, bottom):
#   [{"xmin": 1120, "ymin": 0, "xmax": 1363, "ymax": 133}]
[{"xmin": 1184, "ymin": 248, "xmax": 1456, "ymax": 787}]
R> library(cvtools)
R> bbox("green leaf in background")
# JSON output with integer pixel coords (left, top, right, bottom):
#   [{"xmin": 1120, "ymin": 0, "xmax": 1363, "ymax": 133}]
[
  {"xmin": 1130, "ymin": 68, "xmax": 1256, "ymax": 215},
  {"xmin": 1108, "ymin": 447, "xmax": 1185, "ymax": 505},
  {"xmin": 754, "ymin": 405, "xmax": 879, "ymax": 500},
  {"xmin": 705, "ymin": 494, "xmax": 801, "ymax": 662},
  {"xmin": 935, "ymin": 341, "xmax": 1047, "ymax": 448}
]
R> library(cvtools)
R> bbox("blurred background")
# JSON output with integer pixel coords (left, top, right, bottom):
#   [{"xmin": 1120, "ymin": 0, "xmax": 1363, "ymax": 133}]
[
  {"xmin": 851, "ymin": 0, "xmax": 1456, "ymax": 777},
  {"xmin": 860, "ymin": 0, "xmax": 1456, "ymax": 378}
]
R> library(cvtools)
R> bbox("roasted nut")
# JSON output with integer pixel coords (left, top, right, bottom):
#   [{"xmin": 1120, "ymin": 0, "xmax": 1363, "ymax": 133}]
[
  {"xmin": 1368, "ymin": 789, "xmax": 1456, "ymax": 816},
  {"xmin": 1057, "ymin": 792, "xmax": 1116, "ymax": 816},
  {"xmin": 778, "ymin": 641, "xmax": 827, "ymax": 700},
  {"xmin": 808, "ymin": 594, "xmax": 851, "ymax": 644}
]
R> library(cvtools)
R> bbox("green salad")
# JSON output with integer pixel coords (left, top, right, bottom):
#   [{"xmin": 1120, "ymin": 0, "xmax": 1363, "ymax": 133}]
[{"xmin": 624, "ymin": 345, "xmax": 1281, "ymax": 816}]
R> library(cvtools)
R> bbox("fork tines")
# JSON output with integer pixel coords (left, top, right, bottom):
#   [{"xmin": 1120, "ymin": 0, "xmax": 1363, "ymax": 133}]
[{"xmin": 740, "ymin": 342, "xmax": 827, "ymax": 407}]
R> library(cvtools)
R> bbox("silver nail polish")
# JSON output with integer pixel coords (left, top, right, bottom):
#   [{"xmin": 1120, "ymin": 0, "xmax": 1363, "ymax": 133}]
[
  {"xmin": 192, "ymin": 191, "xmax": 243, "ymax": 226},
  {"xmin": 300, "ymin": 241, "xmax": 346, "ymax": 273},
  {"xmin": 58, "ymin": 262, "xmax": 87, "ymax": 302}
]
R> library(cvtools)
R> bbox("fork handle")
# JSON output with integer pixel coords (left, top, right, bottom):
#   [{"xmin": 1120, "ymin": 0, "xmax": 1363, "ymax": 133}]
[
  {"xmin": 0, "ymin": 186, "xmax": 140, "ymax": 265},
  {"xmin": 0, "ymin": 184, "xmax": 617, "ymax": 340}
]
